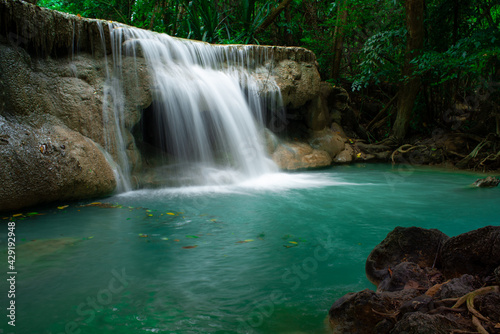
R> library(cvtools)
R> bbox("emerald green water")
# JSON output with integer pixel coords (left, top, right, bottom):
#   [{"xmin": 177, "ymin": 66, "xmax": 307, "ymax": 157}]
[{"xmin": 1, "ymin": 164, "xmax": 499, "ymax": 334}]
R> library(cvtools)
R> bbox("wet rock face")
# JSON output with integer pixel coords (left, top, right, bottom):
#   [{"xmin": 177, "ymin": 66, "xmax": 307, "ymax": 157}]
[
  {"xmin": 272, "ymin": 60, "xmax": 321, "ymax": 110},
  {"xmin": 329, "ymin": 288, "xmax": 419, "ymax": 334},
  {"xmin": 0, "ymin": 37, "xmax": 152, "ymax": 211},
  {"xmin": 271, "ymin": 142, "xmax": 331, "ymax": 170},
  {"xmin": 0, "ymin": 120, "xmax": 116, "ymax": 211},
  {"xmin": 389, "ymin": 313, "xmax": 458, "ymax": 334},
  {"xmin": 365, "ymin": 226, "xmax": 449, "ymax": 286},
  {"xmin": 440, "ymin": 225, "xmax": 500, "ymax": 279}
]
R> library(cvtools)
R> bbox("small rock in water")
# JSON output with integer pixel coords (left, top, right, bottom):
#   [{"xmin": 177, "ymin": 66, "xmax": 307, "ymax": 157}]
[{"xmin": 473, "ymin": 176, "xmax": 500, "ymax": 188}]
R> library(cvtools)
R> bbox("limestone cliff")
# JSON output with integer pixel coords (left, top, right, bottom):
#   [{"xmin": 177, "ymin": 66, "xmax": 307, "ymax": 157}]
[{"xmin": 0, "ymin": 0, "xmax": 345, "ymax": 211}]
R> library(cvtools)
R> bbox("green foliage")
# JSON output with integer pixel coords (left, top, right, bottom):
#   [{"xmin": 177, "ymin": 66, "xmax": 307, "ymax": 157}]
[
  {"xmin": 413, "ymin": 28, "xmax": 500, "ymax": 87},
  {"xmin": 37, "ymin": 0, "xmax": 500, "ymax": 138},
  {"xmin": 352, "ymin": 28, "xmax": 406, "ymax": 91},
  {"xmin": 182, "ymin": 0, "xmax": 223, "ymax": 43}
]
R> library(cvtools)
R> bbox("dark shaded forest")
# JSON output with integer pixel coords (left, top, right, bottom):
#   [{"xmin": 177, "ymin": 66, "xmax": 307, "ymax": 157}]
[{"xmin": 38, "ymin": 0, "xmax": 500, "ymax": 169}]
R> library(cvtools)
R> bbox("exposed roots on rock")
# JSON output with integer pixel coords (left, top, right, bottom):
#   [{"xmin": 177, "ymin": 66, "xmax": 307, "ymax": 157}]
[
  {"xmin": 452, "ymin": 286, "xmax": 499, "ymax": 334},
  {"xmin": 472, "ymin": 315, "xmax": 489, "ymax": 334},
  {"xmin": 391, "ymin": 144, "xmax": 427, "ymax": 163},
  {"xmin": 371, "ymin": 308, "xmax": 400, "ymax": 319}
]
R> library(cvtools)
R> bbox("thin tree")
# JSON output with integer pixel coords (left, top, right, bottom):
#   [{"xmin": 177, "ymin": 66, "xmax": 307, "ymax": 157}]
[{"xmin": 392, "ymin": 0, "xmax": 425, "ymax": 142}]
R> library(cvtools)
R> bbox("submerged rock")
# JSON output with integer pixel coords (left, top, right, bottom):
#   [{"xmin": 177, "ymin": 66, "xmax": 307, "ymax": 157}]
[{"xmin": 473, "ymin": 176, "xmax": 500, "ymax": 187}]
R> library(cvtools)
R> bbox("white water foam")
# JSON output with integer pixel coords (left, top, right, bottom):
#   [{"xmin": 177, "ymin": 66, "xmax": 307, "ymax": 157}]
[
  {"xmin": 101, "ymin": 24, "xmax": 283, "ymax": 190},
  {"xmin": 116, "ymin": 172, "xmax": 360, "ymax": 199}
]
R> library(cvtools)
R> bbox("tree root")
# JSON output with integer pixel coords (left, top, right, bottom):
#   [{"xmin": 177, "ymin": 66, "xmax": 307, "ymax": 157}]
[
  {"xmin": 452, "ymin": 286, "xmax": 499, "ymax": 334},
  {"xmin": 472, "ymin": 315, "xmax": 489, "ymax": 334},
  {"xmin": 391, "ymin": 144, "xmax": 427, "ymax": 163},
  {"xmin": 371, "ymin": 308, "xmax": 400, "ymax": 319}
]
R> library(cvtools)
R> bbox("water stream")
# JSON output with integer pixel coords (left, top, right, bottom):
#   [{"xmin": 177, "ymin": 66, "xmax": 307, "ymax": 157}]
[
  {"xmin": 1, "ymin": 164, "xmax": 498, "ymax": 333},
  {"xmin": 101, "ymin": 24, "xmax": 280, "ymax": 189}
]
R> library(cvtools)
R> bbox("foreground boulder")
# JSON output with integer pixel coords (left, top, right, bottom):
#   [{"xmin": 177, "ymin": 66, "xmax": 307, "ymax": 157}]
[
  {"xmin": 440, "ymin": 225, "xmax": 500, "ymax": 279},
  {"xmin": 365, "ymin": 226, "xmax": 449, "ymax": 286},
  {"xmin": 329, "ymin": 225, "xmax": 500, "ymax": 334}
]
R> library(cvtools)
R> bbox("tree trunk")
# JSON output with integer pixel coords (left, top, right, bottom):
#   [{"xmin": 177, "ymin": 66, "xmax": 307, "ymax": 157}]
[
  {"xmin": 284, "ymin": 4, "xmax": 293, "ymax": 45},
  {"xmin": 256, "ymin": 0, "xmax": 294, "ymax": 33},
  {"xmin": 331, "ymin": 0, "xmax": 348, "ymax": 79},
  {"xmin": 392, "ymin": 0, "xmax": 425, "ymax": 142}
]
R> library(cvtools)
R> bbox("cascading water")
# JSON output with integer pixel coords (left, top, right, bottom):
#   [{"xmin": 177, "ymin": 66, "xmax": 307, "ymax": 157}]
[{"xmin": 102, "ymin": 24, "xmax": 282, "ymax": 189}]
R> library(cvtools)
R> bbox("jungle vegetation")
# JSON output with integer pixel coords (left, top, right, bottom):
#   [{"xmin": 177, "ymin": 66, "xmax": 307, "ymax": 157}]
[{"xmin": 37, "ymin": 0, "xmax": 500, "ymax": 165}]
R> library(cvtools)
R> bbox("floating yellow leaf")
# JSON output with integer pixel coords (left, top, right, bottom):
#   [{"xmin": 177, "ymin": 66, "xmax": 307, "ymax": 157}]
[
  {"xmin": 166, "ymin": 212, "xmax": 175, "ymax": 216},
  {"xmin": 236, "ymin": 239, "xmax": 254, "ymax": 244},
  {"xmin": 289, "ymin": 241, "xmax": 298, "ymax": 244},
  {"xmin": 58, "ymin": 205, "xmax": 69, "ymax": 210},
  {"xmin": 88, "ymin": 236, "xmax": 94, "ymax": 239},
  {"xmin": 90, "ymin": 202, "xmax": 101, "ymax": 205},
  {"xmin": 12, "ymin": 213, "xmax": 23, "ymax": 217},
  {"xmin": 161, "ymin": 237, "xmax": 169, "ymax": 241},
  {"xmin": 148, "ymin": 214, "xmax": 153, "ymax": 217}
]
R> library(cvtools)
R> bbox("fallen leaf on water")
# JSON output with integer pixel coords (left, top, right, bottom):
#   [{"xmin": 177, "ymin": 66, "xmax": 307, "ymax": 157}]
[
  {"xmin": 182, "ymin": 245, "xmax": 198, "ymax": 249},
  {"xmin": 88, "ymin": 236, "xmax": 94, "ymax": 239},
  {"xmin": 26, "ymin": 212, "xmax": 39, "ymax": 216},
  {"xmin": 12, "ymin": 213, "xmax": 23, "ymax": 217},
  {"xmin": 58, "ymin": 205, "xmax": 69, "ymax": 210},
  {"xmin": 236, "ymin": 240, "xmax": 254, "ymax": 244},
  {"xmin": 161, "ymin": 237, "xmax": 169, "ymax": 241},
  {"xmin": 289, "ymin": 241, "xmax": 298, "ymax": 244},
  {"xmin": 90, "ymin": 202, "xmax": 101, "ymax": 205},
  {"xmin": 166, "ymin": 212, "xmax": 175, "ymax": 216},
  {"xmin": 186, "ymin": 235, "xmax": 199, "ymax": 239},
  {"xmin": 174, "ymin": 239, "xmax": 180, "ymax": 242},
  {"xmin": 148, "ymin": 214, "xmax": 153, "ymax": 217},
  {"xmin": 139, "ymin": 235, "xmax": 149, "ymax": 238}
]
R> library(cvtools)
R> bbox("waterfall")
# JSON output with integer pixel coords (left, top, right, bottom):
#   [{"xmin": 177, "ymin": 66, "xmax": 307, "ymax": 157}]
[{"xmin": 101, "ymin": 24, "xmax": 282, "ymax": 189}]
